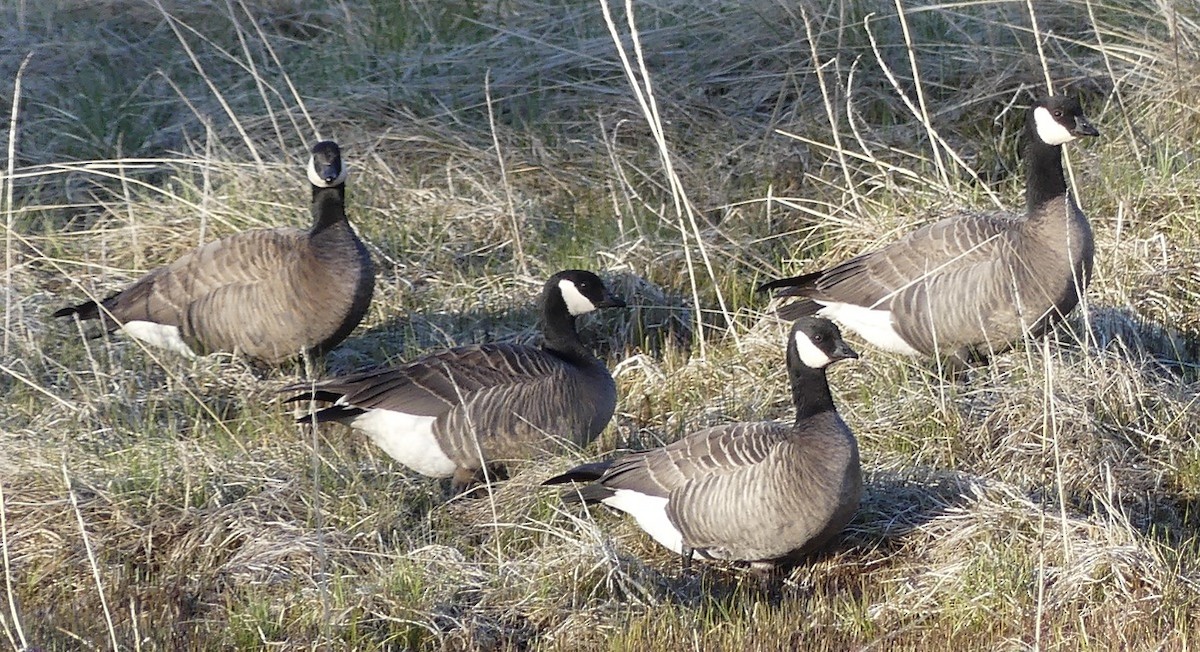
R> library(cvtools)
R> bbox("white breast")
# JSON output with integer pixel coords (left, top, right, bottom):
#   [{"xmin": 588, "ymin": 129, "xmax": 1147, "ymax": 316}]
[
  {"xmin": 349, "ymin": 409, "xmax": 457, "ymax": 478},
  {"xmin": 121, "ymin": 321, "xmax": 197, "ymax": 357},
  {"xmin": 816, "ymin": 302, "xmax": 922, "ymax": 355},
  {"xmin": 602, "ymin": 489, "xmax": 696, "ymax": 559}
]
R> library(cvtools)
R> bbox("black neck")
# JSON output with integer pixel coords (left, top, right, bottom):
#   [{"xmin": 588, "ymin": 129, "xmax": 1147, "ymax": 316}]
[
  {"xmin": 310, "ymin": 185, "xmax": 347, "ymax": 233},
  {"xmin": 787, "ymin": 345, "xmax": 836, "ymax": 422},
  {"xmin": 1024, "ymin": 122, "xmax": 1068, "ymax": 212},
  {"xmin": 541, "ymin": 291, "xmax": 592, "ymax": 362}
]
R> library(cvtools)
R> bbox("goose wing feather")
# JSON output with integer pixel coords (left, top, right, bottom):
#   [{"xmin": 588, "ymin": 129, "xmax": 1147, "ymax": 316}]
[
  {"xmin": 600, "ymin": 421, "xmax": 789, "ymax": 499},
  {"xmin": 813, "ymin": 211, "xmax": 1017, "ymax": 309},
  {"xmin": 293, "ymin": 343, "xmax": 580, "ymax": 418},
  {"xmin": 98, "ymin": 228, "xmax": 310, "ymax": 352}
]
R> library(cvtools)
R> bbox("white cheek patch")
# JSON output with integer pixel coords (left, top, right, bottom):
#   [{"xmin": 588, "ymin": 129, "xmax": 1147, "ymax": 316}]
[
  {"xmin": 349, "ymin": 409, "xmax": 457, "ymax": 478},
  {"xmin": 307, "ymin": 156, "xmax": 349, "ymax": 188},
  {"xmin": 793, "ymin": 329, "xmax": 834, "ymax": 368},
  {"xmin": 558, "ymin": 279, "xmax": 597, "ymax": 316},
  {"xmin": 122, "ymin": 321, "xmax": 197, "ymax": 357},
  {"xmin": 1033, "ymin": 107, "xmax": 1076, "ymax": 146}
]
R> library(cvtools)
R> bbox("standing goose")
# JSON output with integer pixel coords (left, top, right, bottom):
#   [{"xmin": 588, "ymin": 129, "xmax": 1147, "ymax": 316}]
[
  {"xmin": 758, "ymin": 96, "xmax": 1100, "ymax": 365},
  {"xmin": 283, "ymin": 269, "xmax": 626, "ymax": 494},
  {"xmin": 53, "ymin": 140, "xmax": 375, "ymax": 364},
  {"xmin": 544, "ymin": 317, "xmax": 860, "ymax": 569}
]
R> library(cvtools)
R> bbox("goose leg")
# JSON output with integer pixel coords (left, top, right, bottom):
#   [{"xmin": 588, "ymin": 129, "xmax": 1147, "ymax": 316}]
[
  {"xmin": 680, "ymin": 545, "xmax": 695, "ymax": 573},
  {"xmin": 748, "ymin": 561, "xmax": 783, "ymax": 599},
  {"xmin": 939, "ymin": 346, "xmax": 987, "ymax": 382},
  {"xmin": 450, "ymin": 467, "xmax": 477, "ymax": 497}
]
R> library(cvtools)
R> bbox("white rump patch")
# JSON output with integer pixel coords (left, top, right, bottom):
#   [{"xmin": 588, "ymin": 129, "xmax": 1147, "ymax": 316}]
[
  {"xmin": 816, "ymin": 302, "xmax": 922, "ymax": 356},
  {"xmin": 121, "ymin": 321, "xmax": 196, "ymax": 357},
  {"xmin": 307, "ymin": 157, "xmax": 349, "ymax": 188},
  {"xmin": 558, "ymin": 278, "xmax": 597, "ymax": 316},
  {"xmin": 1033, "ymin": 106, "xmax": 1076, "ymax": 146},
  {"xmin": 349, "ymin": 409, "xmax": 457, "ymax": 478},
  {"xmin": 603, "ymin": 489, "xmax": 694, "ymax": 559}
]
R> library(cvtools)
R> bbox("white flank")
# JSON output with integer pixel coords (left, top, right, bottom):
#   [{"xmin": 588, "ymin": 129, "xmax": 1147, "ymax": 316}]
[
  {"xmin": 121, "ymin": 321, "xmax": 196, "ymax": 357},
  {"xmin": 1033, "ymin": 106, "xmax": 1076, "ymax": 146},
  {"xmin": 816, "ymin": 302, "xmax": 922, "ymax": 356},
  {"xmin": 603, "ymin": 489, "xmax": 694, "ymax": 558},
  {"xmin": 349, "ymin": 409, "xmax": 456, "ymax": 478},
  {"xmin": 307, "ymin": 156, "xmax": 349, "ymax": 188},
  {"xmin": 558, "ymin": 278, "xmax": 597, "ymax": 316}
]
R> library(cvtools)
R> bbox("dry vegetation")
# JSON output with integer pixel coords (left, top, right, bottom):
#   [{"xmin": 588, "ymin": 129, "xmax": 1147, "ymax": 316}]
[{"xmin": 3, "ymin": 0, "xmax": 1200, "ymax": 649}]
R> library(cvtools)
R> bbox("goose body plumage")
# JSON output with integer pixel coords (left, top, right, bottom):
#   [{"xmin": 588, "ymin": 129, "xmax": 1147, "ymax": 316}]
[
  {"xmin": 54, "ymin": 141, "xmax": 374, "ymax": 363},
  {"xmin": 759, "ymin": 96, "xmax": 1099, "ymax": 363},
  {"xmin": 284, "ymin": 270, "xmax": 626, "ymax": 491},
  {"xmin": 545, "ymin": 317, "xmax": 861, "ymax": 565}
]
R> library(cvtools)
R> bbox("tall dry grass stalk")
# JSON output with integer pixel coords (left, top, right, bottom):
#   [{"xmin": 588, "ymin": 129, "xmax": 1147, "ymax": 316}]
[
  {"xmin": 599, "ymin": 0, "xmax": 738, "ymax": 355},
  {"xmin": 3, "ymin": 53, "xmax": 31, "ymax": 358}
]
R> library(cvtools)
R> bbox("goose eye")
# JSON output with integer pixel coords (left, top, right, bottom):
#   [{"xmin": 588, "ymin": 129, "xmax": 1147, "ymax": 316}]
[
  {"xmin": 811, "ymin": 334, "xmax": 823, "ymax": 343},
  {"xmin": 1052, "ymin": 109, "xmax": 1063, "ymax": 117}
]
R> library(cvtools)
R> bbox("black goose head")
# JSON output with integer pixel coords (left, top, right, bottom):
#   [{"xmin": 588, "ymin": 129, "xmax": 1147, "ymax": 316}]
[
  {"xmin": 789, "ymin": 317, "xmax": 858, "ymax": 370},
  {"xmin": 1029, "ymin": 96, "xmax": 1100, "ymax": 146},
  {"xmin": 548, "ymin": 270, "xmax": 626, "ymax": 317},
  {"xmin": 308, "ymin": 140, "xmax": 348, "ymax": 188}
]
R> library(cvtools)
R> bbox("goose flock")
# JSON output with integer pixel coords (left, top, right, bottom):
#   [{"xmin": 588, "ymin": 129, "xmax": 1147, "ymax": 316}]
[{"xmin": 54, "ymin": 95, "xmax": 1100, "ymax": 573}]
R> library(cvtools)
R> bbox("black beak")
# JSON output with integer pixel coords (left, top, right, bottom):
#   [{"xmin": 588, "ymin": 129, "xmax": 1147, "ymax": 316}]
[
  {"xmin": 831, "ymin": 340, "xmax": 858, "ymax": 361},
  {"xmin": 322, "ymin": 164, "xmax": 341, "ymax": 183},
  {"xmin": 596, "ymin": 293, "xmax": 626, "ymax": 309},
  {"xmin": 1073, "ymin": 116, "xmax": 1099, "ymax": 138}
]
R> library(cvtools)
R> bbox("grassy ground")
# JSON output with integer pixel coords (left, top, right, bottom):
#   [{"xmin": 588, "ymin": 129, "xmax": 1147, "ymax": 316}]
[{"xmin": 3, "ymin": 0, "xmax": 1200, "ymax": 649}]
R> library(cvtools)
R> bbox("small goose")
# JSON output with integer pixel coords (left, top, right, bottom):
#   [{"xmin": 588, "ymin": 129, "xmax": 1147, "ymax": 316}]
[
  {"xmin": 283, "ymin": 269, "xmax": 626, "ymax": 494},
  {"xmin": 53, "ymin": 140, "xmax": 375, "ymax": 364},
  {"xmin": 544, "ymin": 317, "xmax": 860, "ymax": 569},
  {"xmin": 758, "ymin": 96, "xmax": 1100, "ymax": 365}
]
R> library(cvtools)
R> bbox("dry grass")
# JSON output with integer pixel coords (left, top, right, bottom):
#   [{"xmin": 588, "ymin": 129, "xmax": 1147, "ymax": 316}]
[{"xmin": 3, "ymin": 0, "xmax": 1200, "ymax": 649}]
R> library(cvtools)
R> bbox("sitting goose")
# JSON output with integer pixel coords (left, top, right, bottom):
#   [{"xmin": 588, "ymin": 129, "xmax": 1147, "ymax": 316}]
[
  {"xmin": 544, "ymin": 317, "xmax": 860, "ymax": 569},
  {"xmin": 758, "ymin": 96, "xmax": 1100, "ymax": 365},
  {"xmin": 283, "ymin": 269, "xmax": 626, "ymax": 494},
  {"xmin": 53, "ymin": 140, "xmax": 375, "ymax": 364}
]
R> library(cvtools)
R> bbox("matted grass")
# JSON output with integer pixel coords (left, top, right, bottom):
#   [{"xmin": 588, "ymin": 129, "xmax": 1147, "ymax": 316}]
[{"xmin": 3, "ymin": 0, "xmax": 1200, "ymax": 649}]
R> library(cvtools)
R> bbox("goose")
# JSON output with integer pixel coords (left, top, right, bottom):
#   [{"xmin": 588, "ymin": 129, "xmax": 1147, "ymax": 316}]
[
  {"xmin": 544, "ymin": 316, "xmax": 860, "ymax": 569},
  {"xmin": 282, "ymin": 269, "xmax": 627, "ymax": 494},
  {"xmin": 758, "ymin": 95, "xmax": 1100, "ymax": 365},
  {"xmin": 53, "ymin": 140, "xmax": 375, "ymax": 364}
]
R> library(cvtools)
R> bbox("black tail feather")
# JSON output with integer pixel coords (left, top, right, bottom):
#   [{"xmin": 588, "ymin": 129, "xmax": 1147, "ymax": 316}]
[
  {"xmin": 758, "ymin": 271, "xmax": 824, "ymax": 322},
  {"xmin": 755, "ymin": 271, "xmax": 823, "ymax": 295},
  {"xmin": 775, "ymin": 299, "xmax": 822, "ymax": 321},
  {"xmin": 52, "ymin": 300, "xmax": 100, "ymax": 320},
  {"xmin": 543, "ymin": 461, "xmax": 616, "ymax": 505},
  {"xmin": 542, "ymin": 461, "xmax": 612, "ymax": 486},
  {"xmin": 294, "ymin": 405, "xmax": 364, "ymax": 425},
  {"xmin": 281, "ymin": 389, "xmax": 346, "ymax": 404},
  {"xmin": 558, "ymin": 483, "xmax": 615, "ymax": 505}
]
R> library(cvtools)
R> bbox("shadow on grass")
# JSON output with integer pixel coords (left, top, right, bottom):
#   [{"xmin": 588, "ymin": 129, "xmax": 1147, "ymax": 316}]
[
  {"xmin": 328, "ymin": 268, "xmax": 695, "ymax": 377},
  {"xmin": 1085, "ymin": 305, "xmax": 1200, "ymax": 381}
]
